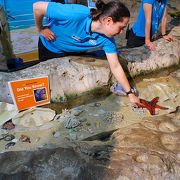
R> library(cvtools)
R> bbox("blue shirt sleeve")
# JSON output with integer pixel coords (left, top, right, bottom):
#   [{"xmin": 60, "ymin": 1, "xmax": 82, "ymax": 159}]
[{"xmin": 102, "ymin": 38, "xmax": 117, "ymax": 54}]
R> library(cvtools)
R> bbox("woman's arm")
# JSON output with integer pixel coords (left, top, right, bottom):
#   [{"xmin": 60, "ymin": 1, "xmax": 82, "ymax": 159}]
[
  {"xmin": 161, "ymin": 8, "xmax": 173, "ymax": 41},
  {"xmin": 33, "ymin": 2, "xmax": 55, "ymax": 40},
  {"xmin": 33, "ymin": 2, "xmax": 48, "ymax": 32},
  {"xmin": 144, "ymin": 3, "xmax": 156, "ymax": 50},
  {"xmin": 161, "ymin": 7, "xmax": 167, "ymax": 35},
  {"xmin": 106, "ymin": 53, "xmax": 140, "ymax": 105}
]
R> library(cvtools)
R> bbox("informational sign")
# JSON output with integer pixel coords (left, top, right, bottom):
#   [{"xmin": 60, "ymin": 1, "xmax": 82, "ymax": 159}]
[{"xmin": 8, "ymin": 76, "xmax": 50, "ymax": 111}]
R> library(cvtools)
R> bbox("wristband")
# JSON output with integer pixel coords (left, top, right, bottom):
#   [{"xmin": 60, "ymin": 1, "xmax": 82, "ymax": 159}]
[{"xmin": 126, "ymin": 88, "xmax": 134, "ymax": 96}]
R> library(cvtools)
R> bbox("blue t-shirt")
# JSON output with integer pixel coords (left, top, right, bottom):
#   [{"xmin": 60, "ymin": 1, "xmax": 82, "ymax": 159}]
[
  {"xmin": 40, "ymin": 3, "xmax": 117, "ymax": 54},
  {"xmin": 132, "ymin": 0, "xmax": 167, "ymax": 37}
]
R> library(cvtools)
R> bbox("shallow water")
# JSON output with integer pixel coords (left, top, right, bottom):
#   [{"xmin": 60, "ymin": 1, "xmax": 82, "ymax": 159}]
[
  {"xmin": 43, "ymin": 85, "xmax": 111, "ymax": 114},
  {"xmin": 45, "ymin": 65, "xmax": 180, "ymax": 114},
  {"xmin": 0, "ymin": 69, "xmax": 179, "ymax": 179}
]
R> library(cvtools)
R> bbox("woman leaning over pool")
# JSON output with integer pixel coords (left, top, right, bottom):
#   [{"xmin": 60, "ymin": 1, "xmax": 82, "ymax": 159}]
[{"xmin": 33, "ymin": 0, "xmax": 140, "ymax": 105}]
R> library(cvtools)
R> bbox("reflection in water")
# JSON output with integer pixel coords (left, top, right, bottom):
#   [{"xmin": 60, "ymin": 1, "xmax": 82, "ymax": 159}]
[{"xmin": 44, "ymin": 86, "xmax": 111, "ymax": 114}]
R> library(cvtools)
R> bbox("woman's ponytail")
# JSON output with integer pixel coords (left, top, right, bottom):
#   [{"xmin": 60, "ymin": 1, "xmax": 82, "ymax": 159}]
[
  {"xmin": 90, "ymin": 0, "xmax": 130, "ymax": 22},
  {"xmin": 90, "ymin": 0, "xmax": 105, "ymax": 21}
]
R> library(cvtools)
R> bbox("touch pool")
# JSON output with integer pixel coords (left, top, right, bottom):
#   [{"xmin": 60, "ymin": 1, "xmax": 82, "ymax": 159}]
[{"xmin": 0, "ymin": 70, "xmax": 179, "ymax": 179}]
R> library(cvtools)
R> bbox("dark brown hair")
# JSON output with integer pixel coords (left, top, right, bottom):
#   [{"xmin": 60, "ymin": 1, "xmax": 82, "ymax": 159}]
[{"xmin": 90, "ymin": 0, "xmax": 130, "ymax": 22}]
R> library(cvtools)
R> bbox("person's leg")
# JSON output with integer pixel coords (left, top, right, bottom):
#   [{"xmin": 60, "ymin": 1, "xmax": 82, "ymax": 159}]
[
  {"xmin": 126, "ymin": 29, "xmax": 145, "ymax": 48},
  {"xmin": 38, "ymin": 38, "xmax": 65, "ymax": 61}
]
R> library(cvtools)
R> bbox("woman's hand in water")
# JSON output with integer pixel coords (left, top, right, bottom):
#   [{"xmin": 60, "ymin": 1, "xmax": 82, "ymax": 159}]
[
  {"xmin": 163, "ymin": 34, "xmax": 173, "ymax": 42},
  {"xmin": 145, "ymin": 41, "xmax": 156, "ymax": 51},
  {"xmin": 40, "ymin": 27, "xmax": 56, "ymax": 41},
  {"xmin": 128, "ymin": 93, "xmax": 140, "ymax": 107}
]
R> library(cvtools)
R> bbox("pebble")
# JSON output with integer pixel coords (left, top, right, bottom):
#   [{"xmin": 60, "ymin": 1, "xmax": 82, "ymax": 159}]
[
  {"xmin": 11, "ymin": 138, "xmax": 18, "ymax": 143},
  {"xmin": 5, "ymin": 142, "xmax": 16, "ymax": 149},
  {"xmin": 53, "ymin": 131, "xmax": 61, "ymax": 138},
  {"xmin": 73, "ymin": 109, "xmax": 84, "ymax": 116},
  {"xmin": 0, "ymin": 134, "xmax": 15, "ymax": 141},
  {"xmin": 89, "ymin": 102, "xmax": 101, "ymax": 107},
  {"xmin": 88, "ymin": 128, "xmax": 94, "ymax": 134},
  {"xmin": 94, "ymin": 103, "xmax": 101, "ymax": 107}
]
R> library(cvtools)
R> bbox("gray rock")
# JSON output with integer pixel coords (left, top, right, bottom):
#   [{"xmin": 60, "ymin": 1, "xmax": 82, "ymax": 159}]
[{"xmin": 0, "ymin": 58, "xmax": 110, "ymax": 103}]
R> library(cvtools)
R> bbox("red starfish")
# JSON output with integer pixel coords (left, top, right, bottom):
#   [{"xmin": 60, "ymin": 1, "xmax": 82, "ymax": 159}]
[{"xmin": 136, "ymin": 97, "xmax": 169, "ymax": 115}]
